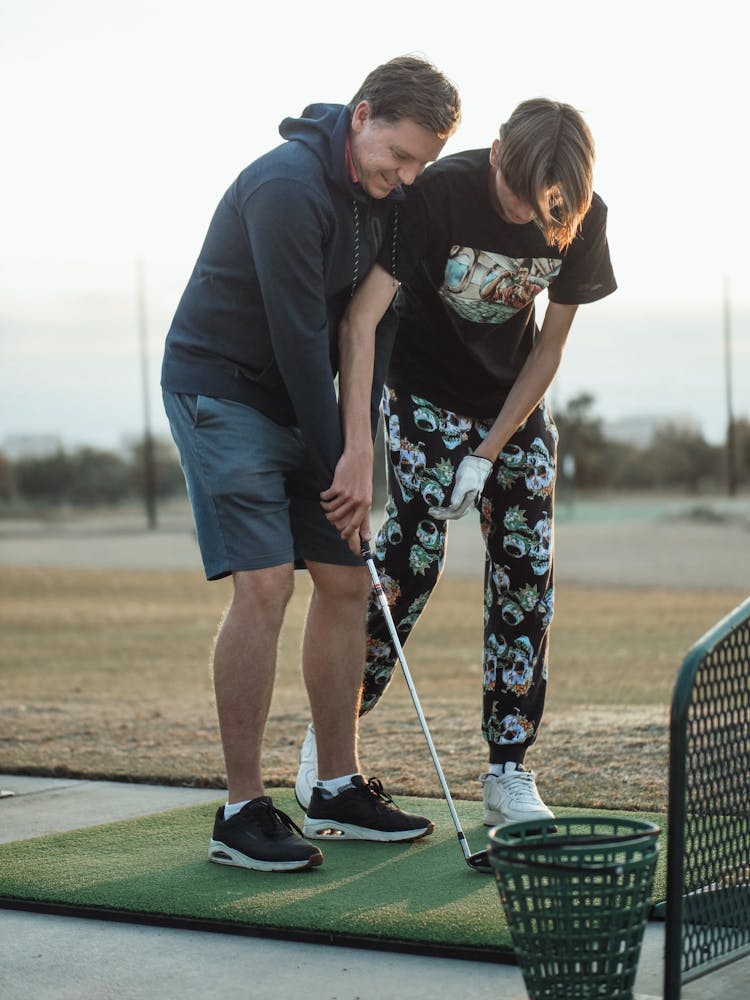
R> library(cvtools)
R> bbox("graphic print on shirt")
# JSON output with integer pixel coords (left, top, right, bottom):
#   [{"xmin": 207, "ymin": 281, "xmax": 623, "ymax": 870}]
[{"xmin": 439, "ymin": 248, "xmax": 561, "ymax": 324}]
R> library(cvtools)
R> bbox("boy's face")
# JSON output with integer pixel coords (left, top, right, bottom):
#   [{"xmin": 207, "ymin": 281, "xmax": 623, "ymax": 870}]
[
  {"xmin": 350, "ymin": 101, "xmax": 446, "ymax": 199},
  {"xmin": 489, "ymin": 140, "xmax": 536, "ymax": 225}
]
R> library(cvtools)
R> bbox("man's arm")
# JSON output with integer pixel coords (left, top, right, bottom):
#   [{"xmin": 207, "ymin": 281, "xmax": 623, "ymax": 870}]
[
  {"xmin": 244, "ymin": 180, "xmax": 344, "ymax": 489},
  {"xmin": 321, "ymin": 263, "xmax": 399, "ymax": 551},
  {"xmin": 430, "ymin": 302, "xmax": 578, "ymax": 519}
]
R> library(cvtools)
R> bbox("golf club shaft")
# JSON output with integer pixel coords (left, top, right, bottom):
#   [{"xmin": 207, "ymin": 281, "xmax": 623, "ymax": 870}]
[{"xmin": 362, "ymin": 545, "xmax": 472, "ymax": 863}]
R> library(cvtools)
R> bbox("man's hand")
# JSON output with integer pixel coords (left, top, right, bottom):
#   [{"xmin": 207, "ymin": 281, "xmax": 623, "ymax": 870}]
[
  {"xmin": 321, "ymin": 446, "xmax": 373, "ymax": 556},
  {"xmin": 428, "ymin": 455, "xmax": 493, "ymax": 520}
]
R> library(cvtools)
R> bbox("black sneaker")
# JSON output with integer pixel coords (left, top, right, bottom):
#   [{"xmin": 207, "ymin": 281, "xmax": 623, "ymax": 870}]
[
  {"xmin": 209, "ymin": 797, "xmax": 323, "ymax": 872},
  {"xmin": 303, "ymin": 775, "xmax": 434, "ymax": 842}
]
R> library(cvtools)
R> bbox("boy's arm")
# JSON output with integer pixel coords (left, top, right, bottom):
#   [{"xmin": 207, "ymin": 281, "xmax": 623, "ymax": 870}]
[
  {"xmin": 321, "ymin": 264, "xmax": 399, "ymax": 552},
  {"xmin": 430, "ymin": 302, "xmax": 579, "ymax": 519},
  {"xmin": 475, "ymin": 302, "xmax": 578, "ymax": 461}
]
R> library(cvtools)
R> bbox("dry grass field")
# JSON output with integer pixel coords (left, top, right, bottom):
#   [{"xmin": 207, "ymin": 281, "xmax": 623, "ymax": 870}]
[{"xmin": 1, "ymin": 564, "xmax": 745, "ymax": 813}]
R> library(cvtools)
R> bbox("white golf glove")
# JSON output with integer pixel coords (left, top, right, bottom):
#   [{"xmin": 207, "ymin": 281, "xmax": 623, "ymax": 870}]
[{"xmin": 428, "ymin": 454, "xmax": 493, "ymax": 520}]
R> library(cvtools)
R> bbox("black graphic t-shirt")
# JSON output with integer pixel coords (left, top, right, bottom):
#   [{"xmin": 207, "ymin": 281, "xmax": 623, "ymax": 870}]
[{"xmin": 379, "ymin": 148, "xmax": 617, "ymax": 418}]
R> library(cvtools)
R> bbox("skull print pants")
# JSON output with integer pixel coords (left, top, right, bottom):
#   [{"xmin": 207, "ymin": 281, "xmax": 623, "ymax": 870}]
[{"xmin": 360, "ymin": 385, "xmax": 558, "ymax": 763}]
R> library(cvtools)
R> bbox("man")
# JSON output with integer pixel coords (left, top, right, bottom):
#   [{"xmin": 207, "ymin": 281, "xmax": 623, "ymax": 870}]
[
  {"xmin": 161, "ymin": 56, "xmax": 461, "ymax": 872},
  {"xmin": 297, "ymin": 98, "xmax": 616, "ymax": 832}
]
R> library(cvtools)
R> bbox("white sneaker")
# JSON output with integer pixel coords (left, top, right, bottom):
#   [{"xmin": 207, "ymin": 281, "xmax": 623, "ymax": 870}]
[
  {"xmin": 294, "ymin": 723, "xmax": 317, "ymax": 810},
  {"xmin": 479, "ymin": 763, "xmax": 555, "ymax": 827}
]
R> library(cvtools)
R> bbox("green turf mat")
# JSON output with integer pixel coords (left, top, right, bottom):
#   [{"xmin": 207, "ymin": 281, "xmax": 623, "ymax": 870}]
[{"xmin": 0, "ymin": 790, "xmax": 666, "ymax": 960}]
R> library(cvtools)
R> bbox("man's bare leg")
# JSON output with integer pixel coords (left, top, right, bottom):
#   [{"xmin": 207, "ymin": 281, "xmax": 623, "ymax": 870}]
[
  {"xmin": 212, "ymin": 564, "xmax": 294, "ymax": 803},
  {"xmin": 302, "ymin": 561, "xmax": 371, "ymax": 780}
]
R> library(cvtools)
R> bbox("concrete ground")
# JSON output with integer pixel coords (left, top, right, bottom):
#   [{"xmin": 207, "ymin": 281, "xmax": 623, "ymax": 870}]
[{"xmin": 2, "ymin": 775, "xmax": 750, "ymax": 1000}]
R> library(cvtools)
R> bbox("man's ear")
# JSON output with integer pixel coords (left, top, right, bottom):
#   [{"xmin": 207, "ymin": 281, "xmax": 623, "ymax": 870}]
[
  {"xmin": 350, "ymin": 100, "xmax": 371, "ymax": 133},
  {"xmin": 489, "ymin": 140, "xmax": 500, "ymax": 168}
]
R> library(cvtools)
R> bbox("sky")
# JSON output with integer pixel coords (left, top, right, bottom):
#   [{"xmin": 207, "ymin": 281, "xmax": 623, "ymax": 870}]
[{"xmin": 1, "ymin": 0, "xmax": 748, "ymax": 453}]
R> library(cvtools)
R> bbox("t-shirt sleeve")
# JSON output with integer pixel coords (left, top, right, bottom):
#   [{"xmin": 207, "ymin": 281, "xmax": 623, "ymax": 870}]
[{"xmin": 547, "ymin": 195, "xmax": 617, "ymax": 305}]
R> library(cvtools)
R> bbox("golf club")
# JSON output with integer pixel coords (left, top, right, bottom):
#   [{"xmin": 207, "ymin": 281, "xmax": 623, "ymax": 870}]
[{"xmin": 361, "ymin": 539, "xmax": 492, "ymax": 873}]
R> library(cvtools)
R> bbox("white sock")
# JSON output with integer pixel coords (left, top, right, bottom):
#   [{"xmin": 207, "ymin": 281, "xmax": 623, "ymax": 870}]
[
  {"xmin": 315, "ymin": 773, "xmax": 359, "ymax": 798},
  {"xmin": 223, "ymin": 799, "xmax": 252, "ymax": 820}
]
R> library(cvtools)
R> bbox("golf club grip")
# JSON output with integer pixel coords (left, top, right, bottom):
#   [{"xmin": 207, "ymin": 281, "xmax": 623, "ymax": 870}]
[{"xmin": 361, "ymin": 547, "xmax": 471, "ymax": 861}]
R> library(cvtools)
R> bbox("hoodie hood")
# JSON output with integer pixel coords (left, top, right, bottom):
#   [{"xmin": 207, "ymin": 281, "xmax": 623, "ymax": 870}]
[
  {"xmin": 279, "ymin": 102, "xmax": 405, "ymax": 204},
  {"xmin": 279, "ymin": 103, "xmax": 356, "ymax": 198}
]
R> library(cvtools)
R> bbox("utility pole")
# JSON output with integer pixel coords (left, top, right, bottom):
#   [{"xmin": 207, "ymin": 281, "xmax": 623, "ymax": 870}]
[
  {"xmin": 137, "ymin": 258, "xmax": 158, "ymax": 528},
  {"xmin": 723, "ymin": 276, "xmax": 737, "ymax": 497}
]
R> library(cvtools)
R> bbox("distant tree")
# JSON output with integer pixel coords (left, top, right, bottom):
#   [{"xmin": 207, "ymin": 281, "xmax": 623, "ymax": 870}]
[
  {"xmin": 6, "ymin": 398, "xmax": 741, "ymax": 510},
  {"xmin": 13, "ymin": 447, "xmax": 132, "ymax": 505},
  {"xmin": 0, "ymin": 451, "xmax": 14, "ymax": 502},
  {"xmin": 14, "ymin": 448, "xmax": 77, "ymax": 503},
  {"xmin": 730, "ymin": 417, "xmax": 750, "ymax": 486},
  {"xmin": 608, "ymin": 442, "xmax": 656, "ymax": 489},
  {"xmin": 641, "ymin": 421, "xmax": 722, "ymax": 493},
  {"xmin": 554, "ymin": 393, "xmax": 610, "ymax": 488},
  {"xmin": 68, "ymin": 448, "xmax": 132, "ymax": 504},
  {"xmin": 127, "ymin": 436, "xmax": 186, "ymax": 499}
]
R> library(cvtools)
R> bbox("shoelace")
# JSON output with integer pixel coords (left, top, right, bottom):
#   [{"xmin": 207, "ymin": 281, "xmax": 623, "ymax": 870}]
[
  {"xmin": 362, "ymin": 776, "xmax": 396, "ymax": 811},
  {"xmin": 253, "ymin": 801, "xmax": 305, "ymax": 839},
  {"xmin": 502, "ymin": 769, "xmax": 543, "ymax": 806}
]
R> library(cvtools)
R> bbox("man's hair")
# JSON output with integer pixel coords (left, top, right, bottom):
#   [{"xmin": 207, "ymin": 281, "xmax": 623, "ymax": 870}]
[
  {"xmin": 497, "ymin": 98, "xmax": 595, "ymax": 250},
  {"xmin": 349, "ymin": 55, "xmax": 461, "ymax": 140}
]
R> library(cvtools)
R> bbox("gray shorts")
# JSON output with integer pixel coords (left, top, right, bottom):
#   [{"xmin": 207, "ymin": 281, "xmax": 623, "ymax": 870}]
[{"xmin": 163, "ymin": 391, "xmax": 361, "ymax": 580}]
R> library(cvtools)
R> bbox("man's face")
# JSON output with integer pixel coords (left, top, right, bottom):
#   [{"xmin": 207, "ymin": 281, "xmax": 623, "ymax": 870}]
[
  {"xmin": 489, "ymin": 140, "xmax": 536, "ymax": 225},
  {"xmin": 349, "ymin": 101, "xmax": 447, "ymax": 198}
]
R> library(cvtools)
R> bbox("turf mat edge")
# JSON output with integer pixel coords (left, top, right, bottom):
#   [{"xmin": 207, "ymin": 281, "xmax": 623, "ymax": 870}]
[{"xmin": 0, "ymin": 895, "xmax": 518, "ymax": 964}]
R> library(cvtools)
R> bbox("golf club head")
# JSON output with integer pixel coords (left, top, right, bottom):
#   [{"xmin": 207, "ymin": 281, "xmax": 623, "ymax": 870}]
[{"xmin": 466, "ymin": 849, "xmax": 493, "ymax": 874}]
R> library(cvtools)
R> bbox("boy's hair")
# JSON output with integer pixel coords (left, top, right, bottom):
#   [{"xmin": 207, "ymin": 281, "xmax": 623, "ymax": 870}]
[
  {"xmin": 497, "ymin": 98, "xmax": 595, "ymax": 250},
  {"xmin": 349, "ymin": 55, "xmax": 461, "ymax": 140}
]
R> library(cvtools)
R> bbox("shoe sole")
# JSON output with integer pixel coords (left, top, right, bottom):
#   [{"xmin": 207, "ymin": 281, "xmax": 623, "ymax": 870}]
[
  {"xmin": 483, "ymin": 811, "xmax": 558, "ymax": 834},
  {"xmin": 208, "ymin": 839, "xmax": 323, "ymax": 872},
  {"xmin": 302, "ymin": 819, "xmax": 434, "ymax": 842}
]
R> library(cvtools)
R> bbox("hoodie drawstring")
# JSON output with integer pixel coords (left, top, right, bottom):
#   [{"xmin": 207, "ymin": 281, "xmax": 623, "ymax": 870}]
[
  {"xmin": 351, "ymin": 200, "xmax": 360, "ymax": 296},
  {"xmin": 350, "ymin": 201, "xmax": 399, "ymax": 297},
  {"xmin": 390, "ymin": 207, "xmax": 399, "ymax": 286}
]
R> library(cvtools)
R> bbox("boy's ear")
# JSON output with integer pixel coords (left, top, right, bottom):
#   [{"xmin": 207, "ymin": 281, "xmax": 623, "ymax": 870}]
[{"xmin": 489, "ymin": 140, "xmax": 500, "ymax": 168}]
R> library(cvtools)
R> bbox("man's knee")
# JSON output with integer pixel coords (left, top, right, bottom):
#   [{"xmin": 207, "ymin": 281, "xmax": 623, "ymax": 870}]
[
  {"xmin": 231, "ymin": 565, "xmax": 295, "ymax": 619},
  {"xmin": 309, "ymin": 562, "xmax": 371, "ymax": 606}
]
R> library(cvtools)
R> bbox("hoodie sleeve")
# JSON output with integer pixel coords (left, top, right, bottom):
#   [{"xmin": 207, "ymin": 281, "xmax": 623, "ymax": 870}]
[{"xmin": 239, "ymin": 176, "xmax": 343, "ymax": 488}]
